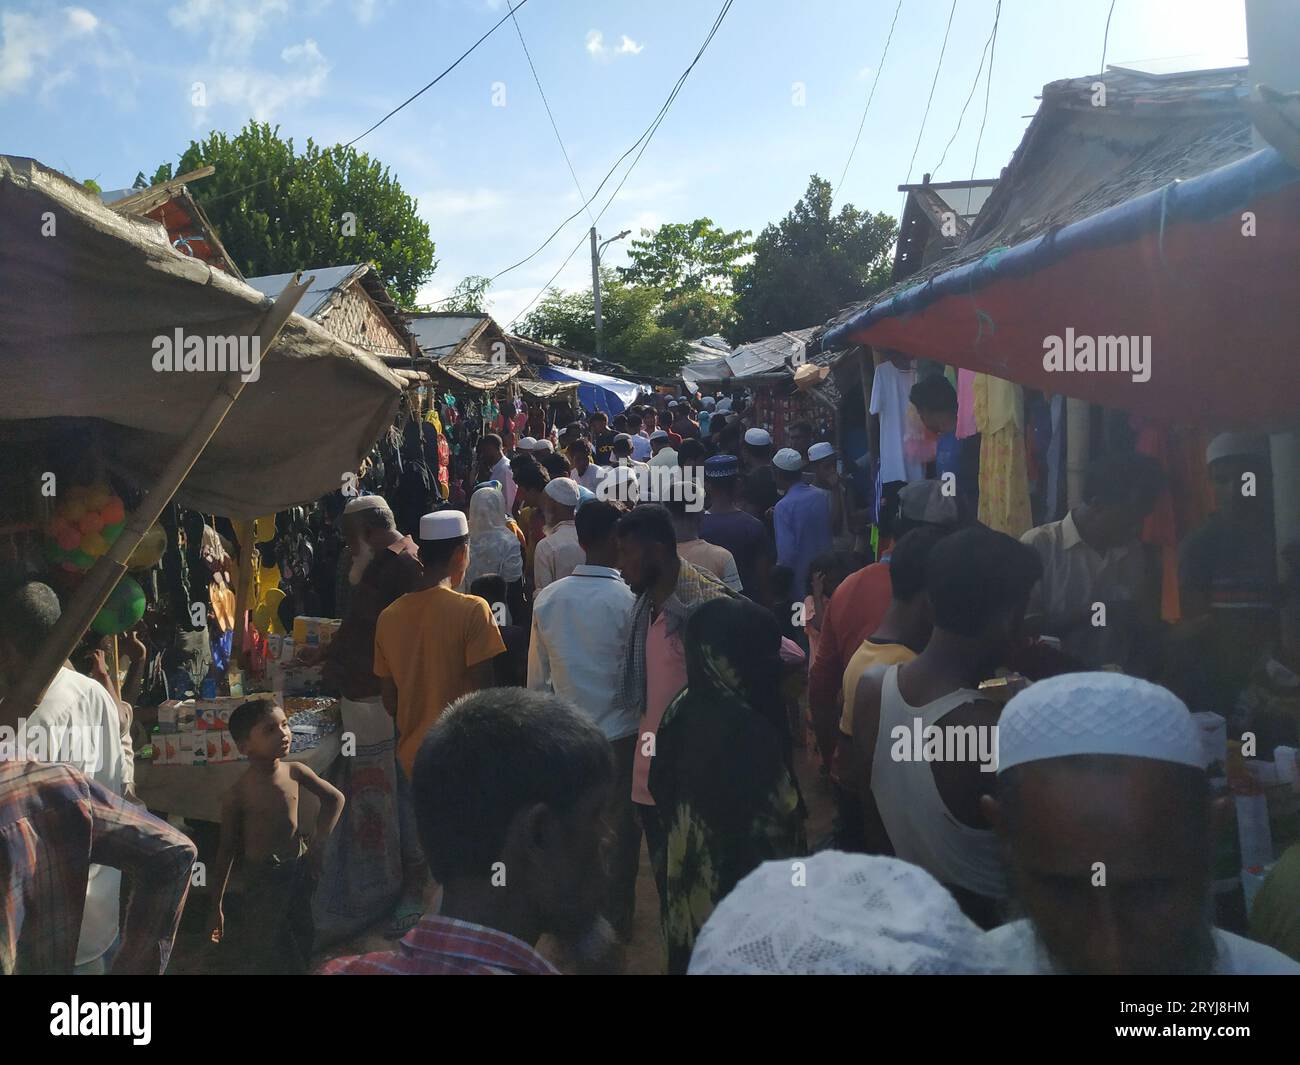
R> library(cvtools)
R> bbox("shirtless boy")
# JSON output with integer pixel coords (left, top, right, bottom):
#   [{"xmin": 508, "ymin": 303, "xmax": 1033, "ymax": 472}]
[{"xmin": 209, "ymin": 697, "xmax": 345, "ymax": 973}]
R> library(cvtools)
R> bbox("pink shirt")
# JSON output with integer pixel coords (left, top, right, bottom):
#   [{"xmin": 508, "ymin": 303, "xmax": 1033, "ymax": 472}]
[{"xmin": 632, "ymin": 612, "xmax": 688, "ymax": 806}]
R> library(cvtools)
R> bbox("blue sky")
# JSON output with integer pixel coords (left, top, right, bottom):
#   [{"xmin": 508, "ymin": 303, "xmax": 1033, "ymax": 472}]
[{"xmin": 0, "ymin": 0, "xmax": 1248, "ymax": 326}]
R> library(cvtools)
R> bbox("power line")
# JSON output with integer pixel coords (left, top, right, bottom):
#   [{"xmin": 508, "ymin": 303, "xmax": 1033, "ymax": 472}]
[
  {"xmin": 509, "ymin": 4, "xmax": 593, "ymax": 224},
  {"xmin": 1099, "ymin": 0, "xmax": 1117, "ymax": 75},
  {"xmin": 507, "ymin": 1, "xmax": 736, "ymax": 327},
  {"xmin": 205, "ymin": 0, "xmax": 528, "ymax": 205},
  {"xmin": 833, "ymin": 0, "xmax": 904, "ymax": 201},
  {"xmin": 931, "ymin": 0, "xmax": 999, "ymax": 176},
  {"xmin": 967, "ymin": 0, "xmax": 1001, "ymax": 187},
  {"xmin": 904, "ymin": 0, "xmax": 959, "ymax": 186},
  {"xmin": 342, "ymin": 0, "xmax": 531, "ymax": 149},
  {"xmin": 483, "ymin": 0, "xmax": 734, "ymax": 292}
]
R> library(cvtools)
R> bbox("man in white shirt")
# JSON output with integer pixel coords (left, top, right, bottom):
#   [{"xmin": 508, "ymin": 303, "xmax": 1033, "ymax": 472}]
[
  {"xmin": 1020, "ymin": 452, "xmax": 1164, "ymax": 671},
  {"xmin": 566, "ymin": 438, "xmax": 602, "ymax": 492},
  {"xmin": 626, "ymin": 412, "xmax": 653, "ymax": 462},
  {"xmin": 0, "ymin": 582, "xmax": 126, "ymax": 973},
  {"xmin": 532, "ymin": 477, "xmax": 585, "ymax": 591},
  {"xmin": 982, "ymin": 672, "xmax": 1300, "ymax": 975},
  {"xmin": 477, "ymin": 433, "xmax": 516, "ymax": 511},
  {"xmin": 527, "ymin": 500, "xmax": 639, "ymax": 937}
]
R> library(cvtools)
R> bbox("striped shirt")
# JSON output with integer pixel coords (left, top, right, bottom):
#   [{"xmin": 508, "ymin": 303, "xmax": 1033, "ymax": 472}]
[
  {"xmin": 319, "ymin": 914, "xmax": 559, "ymax": 975},
  {"xmin": 0, "ymin": 760, "xmax": 196, "ymax": 975}
]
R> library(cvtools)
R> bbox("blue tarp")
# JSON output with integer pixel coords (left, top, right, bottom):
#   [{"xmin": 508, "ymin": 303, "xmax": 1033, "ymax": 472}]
[{"xmin": 537, "ymin": 365, "xmax": 643, "ymax": 415}]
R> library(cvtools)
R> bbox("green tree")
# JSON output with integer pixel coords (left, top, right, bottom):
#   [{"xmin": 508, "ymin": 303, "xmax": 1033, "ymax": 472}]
[
  {"xmin": 656, "ymin": 287, "xmax": 736, "ymax": 338},
  {"xmin": 519, "ymin": 270, "xmax": 688, "ymax": 377},
  {"xmin": 732, "ymin": 175, "xmax": 896, "ymax": 342},
  {"xmin": 436, "ymin": 274, "xmax": 491, "ymax": 314},
  {"xmin": 617, "ymin": 217, "xmax": 751, "ymax": 297},
  {"xmin": 152, "ymin": 122, "xmax": 436, "ymax": 305}
]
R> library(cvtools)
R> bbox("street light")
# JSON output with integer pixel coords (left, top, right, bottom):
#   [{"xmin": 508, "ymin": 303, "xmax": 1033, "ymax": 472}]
[{"xmin": 591, "ymin": 228, "xmax": 631, "ymax": 356}]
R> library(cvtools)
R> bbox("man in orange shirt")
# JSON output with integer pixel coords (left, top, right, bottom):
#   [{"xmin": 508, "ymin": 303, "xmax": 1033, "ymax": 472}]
[{"xmin": 375, "ymin": 510, "xmax": 507, "ymax": 778}]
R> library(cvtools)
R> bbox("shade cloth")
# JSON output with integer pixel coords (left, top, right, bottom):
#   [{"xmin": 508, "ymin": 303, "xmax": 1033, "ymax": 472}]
[
  {"xmin": 536, "ymin": 365, "xmax": 642, "ymax": 415},
  {"xmin": 0, "ymin": 156, "xmax": 403, "ymax": 517},
  {"xmin": 822, "ymin": 148, "xmax": 1300, "ymax": 429}
]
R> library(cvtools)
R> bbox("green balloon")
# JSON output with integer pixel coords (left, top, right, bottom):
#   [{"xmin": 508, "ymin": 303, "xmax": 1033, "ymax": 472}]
[
  {"xmin": 69, "ymin": 549, "xmax": 95, "ymax": 569},
  {"xmin": 91, "ymin": 576, "xmax": 147, "ymax": 636},
  {"xmin": 103, "ymin": 520, "xmax": 125, "ymax": 542}
]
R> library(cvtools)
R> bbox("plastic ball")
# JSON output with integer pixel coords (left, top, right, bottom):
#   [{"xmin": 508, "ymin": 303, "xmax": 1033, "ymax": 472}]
[
  {"xmin": 87, "ymin": 486, "xmax": 111, "ymax": 509},
  {"xmin": 62, "ymin": 501, "xmax": 86, "ymax": 522},
  {"xmin": 127, "ymin": 525, "xmax": 167, "ymax": 569},
  {"xmin": 101, "ymin": 498, "xmax": 125, "ymax": 525},
  {"xmin": 56, "ymin": 527, "xmax": 81, "ymax": 552},
  {"xmin": 81, "ymin": 532, "xmax": 109, "ymax": 557},
  {"xmin": 102, "ymin": 520, "xmax": 125, "ymax": 543},
  {"xmin": 90, "ymin": 576, "xmax": 146, "ymax": 635},
  {"xmin": 69, "ymin": 548, "xmax": 95, "ymax": 569},
  {"xmin": 78, "ymin": 511, "xmax": 105, "ymax": 536}
]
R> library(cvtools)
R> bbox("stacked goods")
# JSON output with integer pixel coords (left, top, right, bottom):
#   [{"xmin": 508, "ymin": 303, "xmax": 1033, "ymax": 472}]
[{"xmin": 151, "ymin": 696, "xmax": 246, "ymax": 766}]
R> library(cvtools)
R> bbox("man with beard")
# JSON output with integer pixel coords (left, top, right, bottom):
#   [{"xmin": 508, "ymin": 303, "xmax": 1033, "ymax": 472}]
[
  {"xmin": 305, "ymin": 494, "xmax": 425, "ymax": 935},
  {"xmin": 982, "ymin": 672, "xmax": 1300, "ymax": 974},
  {"xmin": 613, "ymin": 504, "xmax": 734, "ymax": 902},
  {"xmin": 321, "ymin": 688, "xmax": 613, "ymax": 974}
]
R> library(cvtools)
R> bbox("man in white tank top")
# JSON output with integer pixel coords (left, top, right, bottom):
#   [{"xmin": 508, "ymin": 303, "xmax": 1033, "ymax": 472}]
[{"xmin": 853, "ymin": 527, "xmax": 1043, "ymax": 928}]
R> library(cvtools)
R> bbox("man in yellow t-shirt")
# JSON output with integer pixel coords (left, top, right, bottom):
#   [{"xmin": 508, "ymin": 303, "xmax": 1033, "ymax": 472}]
[
  {"xmin": 831, "ymin": 526, "xmax": 952, "ymax": 851},
  {"xmin": 375, "ymin": 510, "xmax": 506, "ymax": 776}
]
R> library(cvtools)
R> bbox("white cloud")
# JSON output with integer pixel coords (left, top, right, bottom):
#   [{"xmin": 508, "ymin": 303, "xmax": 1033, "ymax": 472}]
[
  {"xmin": 586, "ymin": 28, "xmax": 643, "ymax": 61},
  {"xmin": 206, "ymin": 36, "xmax": 329, "ymax": 120},
  {"xmin": 351, "ymin": 0, "xmax": 379, "ymax": 25},
  {"xmin": 0, "ymin": 6, "xmax": 134, "ymax": 100},
  {"xmin": 168, "ymin": 0, "xmax": 290, "ymax": 59}
]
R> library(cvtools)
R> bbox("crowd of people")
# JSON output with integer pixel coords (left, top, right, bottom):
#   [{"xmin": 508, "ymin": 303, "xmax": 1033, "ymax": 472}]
[{"xmin": 2, "ymin": 386, "xmax": 1298, "ymax": 977}]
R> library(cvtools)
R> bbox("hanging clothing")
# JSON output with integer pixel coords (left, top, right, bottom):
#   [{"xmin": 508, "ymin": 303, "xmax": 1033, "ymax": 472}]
[
  {"xmin": 869, "ymin": 360, "xmax": 927, "ymax": 484},
  {"xmin": 459, "ymin": 485, "xmax": 524, "ymax": 592},
  {"xmin": 955, "ymin": 368, "xmax": 978, "ymax": 439},
  {"xmin": 975, "ymin": 374, "xmax": 1032, "ymax": 538}
]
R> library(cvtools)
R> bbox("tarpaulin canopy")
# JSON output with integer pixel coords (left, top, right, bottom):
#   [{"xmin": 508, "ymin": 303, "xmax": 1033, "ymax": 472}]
[
  {"xmin": 823, "ymin": 148, "xmax": 1300, "ymax": 429},
  {"xmin": 821, "ymin": 68, "xmax": 1299, "ymax": 431},
  {"xmin": 537, "ymin": 365, "xmax": 643, "ymax": 415},
  {"xmin": 0, "ymin": 156, "xmax": 403, "ymax": 517}
]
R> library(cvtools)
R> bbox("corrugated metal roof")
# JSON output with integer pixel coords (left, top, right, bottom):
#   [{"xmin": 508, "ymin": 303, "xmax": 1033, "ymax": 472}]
[
  {"xmin": 726, "ymin": 327, "xmax": 818, "ymax": 378},
  {"xmin": 245, "ymin": 264, "xmax": 365, "ymax": 319},
  {"xmin": 828, "ymin": 65, "xmax": 1254, "ymax": 342},
  {"xmin": 407, "ymin": 313, "xmax": 487, "ymax": 356}
]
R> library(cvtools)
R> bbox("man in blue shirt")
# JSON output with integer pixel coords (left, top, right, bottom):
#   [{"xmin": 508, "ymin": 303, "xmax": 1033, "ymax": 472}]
[{"xmin": 772, "ymin": 447, "xmax": 833, "ymax": 603}]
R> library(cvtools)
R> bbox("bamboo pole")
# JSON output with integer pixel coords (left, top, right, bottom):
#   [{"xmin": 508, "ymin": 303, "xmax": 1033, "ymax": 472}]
[
  {"xmin": 232, "ymin": 519, "xmax": 257, "ymax": 671},
  {"xmin": 0, "ymin": 275, "xmax": 311, "ymax": 725}
]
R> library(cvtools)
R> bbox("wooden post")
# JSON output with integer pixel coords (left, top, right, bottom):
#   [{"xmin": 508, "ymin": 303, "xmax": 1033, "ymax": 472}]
[{"xmin": 0, "ymin": 275, "xmax": 311, "ymax": 725}]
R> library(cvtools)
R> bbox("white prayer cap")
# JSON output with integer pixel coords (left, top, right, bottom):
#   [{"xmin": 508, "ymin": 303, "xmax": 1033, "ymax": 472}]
[
  {"xmin": 419, "ymin": 510, "xmax": 468, "ymax": 541},
  {"xmin": 701, "ymin": 396, "xmax": 715, "ymax": 408},
  {"xmin": 533, "ymin": 439, "xmax": 554, "ymax": 453},
  {"xmin": 716, "ymin": 398, "xmax": 733, "ymax": 413},
  {"xmin": 543, "ymin": 477, "xmax": 581, "ymax": 507},
  {"xmin": 649, "ymin": 429, "xmax": 670, "ymax": 441},
  {"xmin": 773, "ymin": 447, "xmax": 804, "ymax": 472},
  {"xmin": 342, "ymin": 494, "xmax": 390, "ymax": 515},
  {"xmin": 1206, "ymin": 432, "xmax": 1269, "ymax": 465},
  {"xmin": 996, "ymin": 672, "xmax": 1204, "ymax": 775},
  {"xmin": 613, "ymin": 433, "xmax": 633, "ymax": 445},
  {"xmin": 648, "ymin": 448, "xmax": 678, "ymax": 468},
  {"xmin": 807, "ymin": 441, "xmax": 836, "ymax": 463},
  {"xmin": 744, "ymin": 427, "xmax": 772, "ymax": 447},
  {"xmin": 688, "ymin": 852, "xmax": 1005, "ymax": 975},
  {"xmin": 516, "ymin": 436, "xmax": 538, "ymax": 451}
]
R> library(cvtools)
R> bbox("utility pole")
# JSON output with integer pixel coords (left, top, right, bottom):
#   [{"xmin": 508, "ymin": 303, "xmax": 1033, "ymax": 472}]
[
  {"xmin": 590, "ymin": 226, "xmax": 603, "ymax": 356},
  {"xmin": 590, "ymin": 228, "xmax": 631, "ymax": 358}
]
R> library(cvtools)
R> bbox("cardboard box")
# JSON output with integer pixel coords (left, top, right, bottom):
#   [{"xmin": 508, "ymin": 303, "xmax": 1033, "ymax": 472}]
[{"xmin": 155, "ymin": 733, "xmax": 182, "ymax": 766}]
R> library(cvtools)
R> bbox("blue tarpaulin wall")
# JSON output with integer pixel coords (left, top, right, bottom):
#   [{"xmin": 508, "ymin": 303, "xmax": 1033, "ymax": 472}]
[{"xmin": 537, "ymin": 365, "xmax": 643, "ymax": 415}]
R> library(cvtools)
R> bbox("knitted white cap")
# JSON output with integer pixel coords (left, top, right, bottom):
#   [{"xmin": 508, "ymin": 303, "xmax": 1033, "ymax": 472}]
[
  {"xmin": 996, "ymin": 672, "xmax": 1204, "ymax": 775},
  {"xmin": 688, "ymin": 852, "xmax": 1006, "ymax": 975}
]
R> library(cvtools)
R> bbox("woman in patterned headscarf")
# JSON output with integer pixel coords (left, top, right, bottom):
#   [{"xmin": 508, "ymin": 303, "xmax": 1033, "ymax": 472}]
[{"xmin": 648, "ymin": 596, "xmax": 807, "ymax": 974}]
